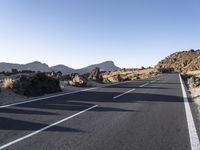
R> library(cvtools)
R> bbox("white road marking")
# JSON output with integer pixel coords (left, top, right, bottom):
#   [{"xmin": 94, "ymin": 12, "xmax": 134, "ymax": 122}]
[
  {"xmin": 139, "ymin": 83, "xmax": 149, "ymax": 87},
  {"xmin": 179, "ymin": 74, "xmax": 200, "ymax": 150},
  {"xmin": 0, "ymin": 80, "xmax": 138, "ymax": 109},
  {"xmin": 150, "ymin": 80, "xmax": 156, "ymax": 83},
  {"xmin": 113, "ymin": 89, "xmax": 135, "ymax": 99},
  {"xmin": 0, "ymin": 75, "xmax": 162, "ymax": 108},
  {"xmin": 0, "ymin": 105, "xmax": 98, "ymax": 150},
  {"xmin": 0, "ymin": 88, "xmax": 96, "ymax": 109}
]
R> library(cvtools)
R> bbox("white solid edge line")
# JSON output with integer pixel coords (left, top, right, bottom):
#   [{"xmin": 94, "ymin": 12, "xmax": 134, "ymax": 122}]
[
  {"xmin": 0, "ymin": 104, "xmax": 98, "ymax": 150},
  {"xmin": 179, "ymin": 74, "xmax": 200, "ymax": 150},
  {"xmin": 113, "ymin": 89, "xmax": 135, "ymax": 99}
]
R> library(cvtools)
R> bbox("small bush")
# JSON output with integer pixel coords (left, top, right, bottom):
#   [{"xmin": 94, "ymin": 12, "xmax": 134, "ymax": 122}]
[{"xmin": 2, "ymin": 78, "xmax": 14, "ymax": 89}]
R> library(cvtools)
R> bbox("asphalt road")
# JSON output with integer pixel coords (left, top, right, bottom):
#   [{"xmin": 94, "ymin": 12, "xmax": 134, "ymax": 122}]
[{"xmin": 0, "ymin": 73, "xmax": 199, "ymax": 150}]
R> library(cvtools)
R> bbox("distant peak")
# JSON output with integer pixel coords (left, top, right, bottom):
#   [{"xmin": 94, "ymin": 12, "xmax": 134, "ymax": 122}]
[
  {"xmin": 28, "ymin": 61, "xmax": 42, "ymax": 64},
  {"xmin": 101, "ymin": 61, "xmax": 114, "ymax": 64}
]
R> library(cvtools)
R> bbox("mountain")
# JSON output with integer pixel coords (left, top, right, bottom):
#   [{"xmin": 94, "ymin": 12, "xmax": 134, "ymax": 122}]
[
  {"xmin": 0, "ymin": 60, "xmax": 120, "ymax": 74},
  {"xmin": 155, "ymin": 49, "xmax": 200, "ymax": 72},
  {"xmin": 76, "ymin": 61, "xmax": 121, "ymax": 74},
  {"xmin": 0, "ymin": 61, "xmax": 49, "ymax": 72},
  {"xmin": 50, "ymin": 65, "xmax": 75, "ymax": 74},
  {"xmin": 24, "ymin": 61, "xmax": 49, "ymax": 72}
]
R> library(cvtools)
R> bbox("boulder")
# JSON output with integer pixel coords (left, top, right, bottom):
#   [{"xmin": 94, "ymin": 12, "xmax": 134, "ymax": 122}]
[
  {"xmin": 188, "ymin": 76, "xmax": 200, "ymax": 88},
  {"xmin": 106, "ymin": 74, "xmax": 124, "ymax": 83},
  {"xmin": 47, "ymin": 71, "xmax": 63, "ymax": 79},
  {"xmin": 88, "ymin": 68, "xmax": 102, "ymax": 81},
  {"xmin": 67, "ymin": 73, "xmax": 87, "ymax": 87},
  {"xmin": 12, "ymin": 73, "xmax": 61, "ymax": 96},
  {"xmin": 11, "ymin": 69, "xmax": 18, "ymax": 74}
]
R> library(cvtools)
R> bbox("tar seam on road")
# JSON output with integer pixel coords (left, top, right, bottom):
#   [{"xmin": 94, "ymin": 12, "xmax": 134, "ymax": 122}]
[
  {"xmin": 179, "ymin": 74, "xmax": 200, "ymax": 150},
  {"xmin": 113, "ymin": 89, "xmax": 136, "ymax": 99},
  {"xmin": 0, "ymin": 105, "xmax": 98, "ymax": 150}
]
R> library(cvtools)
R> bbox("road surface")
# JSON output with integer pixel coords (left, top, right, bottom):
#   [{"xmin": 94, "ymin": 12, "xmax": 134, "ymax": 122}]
[{"xmin": 0, "ymin": 73, "xmax": 199, "ymax": 150}]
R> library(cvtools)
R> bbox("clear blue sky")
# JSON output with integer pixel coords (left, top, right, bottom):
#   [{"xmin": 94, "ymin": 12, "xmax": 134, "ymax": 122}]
[{"xmin": 0, "ymin": 0, "xmax": 200, "ymax": 69}]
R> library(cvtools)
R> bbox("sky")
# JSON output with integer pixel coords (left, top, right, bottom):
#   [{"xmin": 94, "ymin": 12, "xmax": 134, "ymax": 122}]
[{"xmin": 0, "ymin": 0, "xmax": 200, "ymax": 69}]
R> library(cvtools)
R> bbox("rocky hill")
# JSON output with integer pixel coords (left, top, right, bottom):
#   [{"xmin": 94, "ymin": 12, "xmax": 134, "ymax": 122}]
[
  {"xmin": 155, "ymin": 49, "xmax": 200, "ymax": 72},
  {"xmin": 50, "ymin": 65, "xmax": 75, "ymax": 74},
  {"xmin": 76, "ymin": 61, "xmax": 120, "ymax": 74},
  {"xmin": 0, "ymin": 61, "xmax": 120, "ymax": 75},
  {"xmin": 0, "ymin": 61, "xmax": 49, "ymax": 72}
]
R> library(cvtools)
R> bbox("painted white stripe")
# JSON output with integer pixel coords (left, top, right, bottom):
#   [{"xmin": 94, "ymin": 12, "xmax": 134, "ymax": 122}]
[
  {"xmin": 139, "ymin": 83, "xmax": 149, "ymax": 87},
  {"xmin": 113, "ymin": 89, "xmax": 135, "ymax": 99},
  {"xmin": 0, "ymin": 105, "xmax": 98, "ymax": 150},
  {"xmin": 81, "ymin": 87, "xmax": 97, "ymax": 92},
  {"xmin": 0, "ymin": 80, "xmax": 137, "ymax": 108},
  {"xmin": 150, "ymin": 80, "xmax": 156, "ymax": 83},
  {"xmin": 179, "ymin": 74, "xmax": 200, "ymax": 150},
  {"xmin": 0, "ymin": 88, "xmax": 96, "ymax": 109},
  {"xmin": 0, "ymin": 75, "xmax": 161, "ymax": 108}
]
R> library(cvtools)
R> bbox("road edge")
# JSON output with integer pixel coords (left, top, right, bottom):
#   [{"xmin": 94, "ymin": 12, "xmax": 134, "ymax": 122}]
[{"xmin": 179, "ymin": 74, "xmax": 200, "ymax": 150}]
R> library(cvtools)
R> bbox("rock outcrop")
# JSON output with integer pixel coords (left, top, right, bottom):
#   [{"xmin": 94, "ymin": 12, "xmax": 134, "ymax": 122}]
[
  {"xmin": 66, "ymin": 73, "xmax": 87, "ymax": 87},
  {"xmin": 156, "ymin": 49, "xmax": 200, "ymax": 72},
  {"xmin": 88, "ymin": 68, "xmax": 102, "ymax": 81},
  {"xmin": 101, "ymin": 68, "xmax": 155, "ymax": 83},
  {"xmin": 12, "ymin": 73, "xmax": 61, "ymax": 96},
  {"xmin": 187, "ymin": 76, "xmax": 200, "ymax": 88}
]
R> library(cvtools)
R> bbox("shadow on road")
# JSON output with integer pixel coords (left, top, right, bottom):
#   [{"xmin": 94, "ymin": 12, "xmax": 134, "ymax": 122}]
[
  {"xmin": 0, "ymin": 117, "xmax": 83, "ymax": 132},
  {"xmin": 0, "ymin": 76, "xmax": 184, "ymax": 133}
]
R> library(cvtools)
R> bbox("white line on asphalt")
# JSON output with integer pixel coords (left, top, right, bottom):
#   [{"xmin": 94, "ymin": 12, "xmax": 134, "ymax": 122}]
[
  {"xmin": 179, "ymin": 74, "xmax": 200, "ymax": 150},
  {"xmin": 0, "ymin": 105, "xmax": 98, "ymax": 150},
  {"xmin": 150, "ymin": 80, "xmax": 156, "ymax": 83},
  {"xmin": 0, "ymin": 88, "xmax": 96, "ymax": 109},
  {"xmin": 139, "ymin": 83, "xmax": 149, "ymax": 87},
  {"xmin": 0, "ymin": 80, "xmax": 137, "ymax": 108},
  {"xmin": 113, "ymin": 89, "xmax": 135, "ymax": 99},
  {"xmin": 0, "ymin": 75, "xmax": 161, "ymax": 108}
]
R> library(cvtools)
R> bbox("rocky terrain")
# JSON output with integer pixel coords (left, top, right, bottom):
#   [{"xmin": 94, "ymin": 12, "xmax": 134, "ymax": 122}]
[
  {"xmin": 156, "ymin": 49, "xmax": 200, "ymax": 73},
  {"xmin": 1, "ymin": 49, "xmax": 200, "ymax": 118},
  {"xmin": 2, "ymin": 49, "xmax": 200, "ymax": 107},
  {"xmin": 0, "ymin": 65, "xmax": 157, "ymax": 105},
  {"xmin": 182, "ymin": 71, "xmax": 200, "ymax": 114},
  {"xmin": 76, "ymin": 61, "xmax": 120, "ymax": 74},
  {"xmin": 155, "ymin": 49, "xmax": 200, "ymax": 112}
]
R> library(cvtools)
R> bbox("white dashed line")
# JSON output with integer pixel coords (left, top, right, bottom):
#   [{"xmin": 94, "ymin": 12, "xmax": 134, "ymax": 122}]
[
  {"xmin": 0, "ymin": 89, "xmax": 96, "ymax": 109},
  {"xmin": 0, "ymin": 105, "xmax": 98, "ymax": 150},
  {"xmin": 139, "ymin": 83, "xmax": 149, "ymax": 87},
  {"xmin": 113, "ymin": 89, "xmax": 135, "ymax": 99}
]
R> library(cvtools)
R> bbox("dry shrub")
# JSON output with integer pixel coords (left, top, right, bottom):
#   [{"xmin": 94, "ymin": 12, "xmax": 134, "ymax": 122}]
[{"xmin": 2, "ymin": 78, "xmax": 14, "ymax": 89}]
